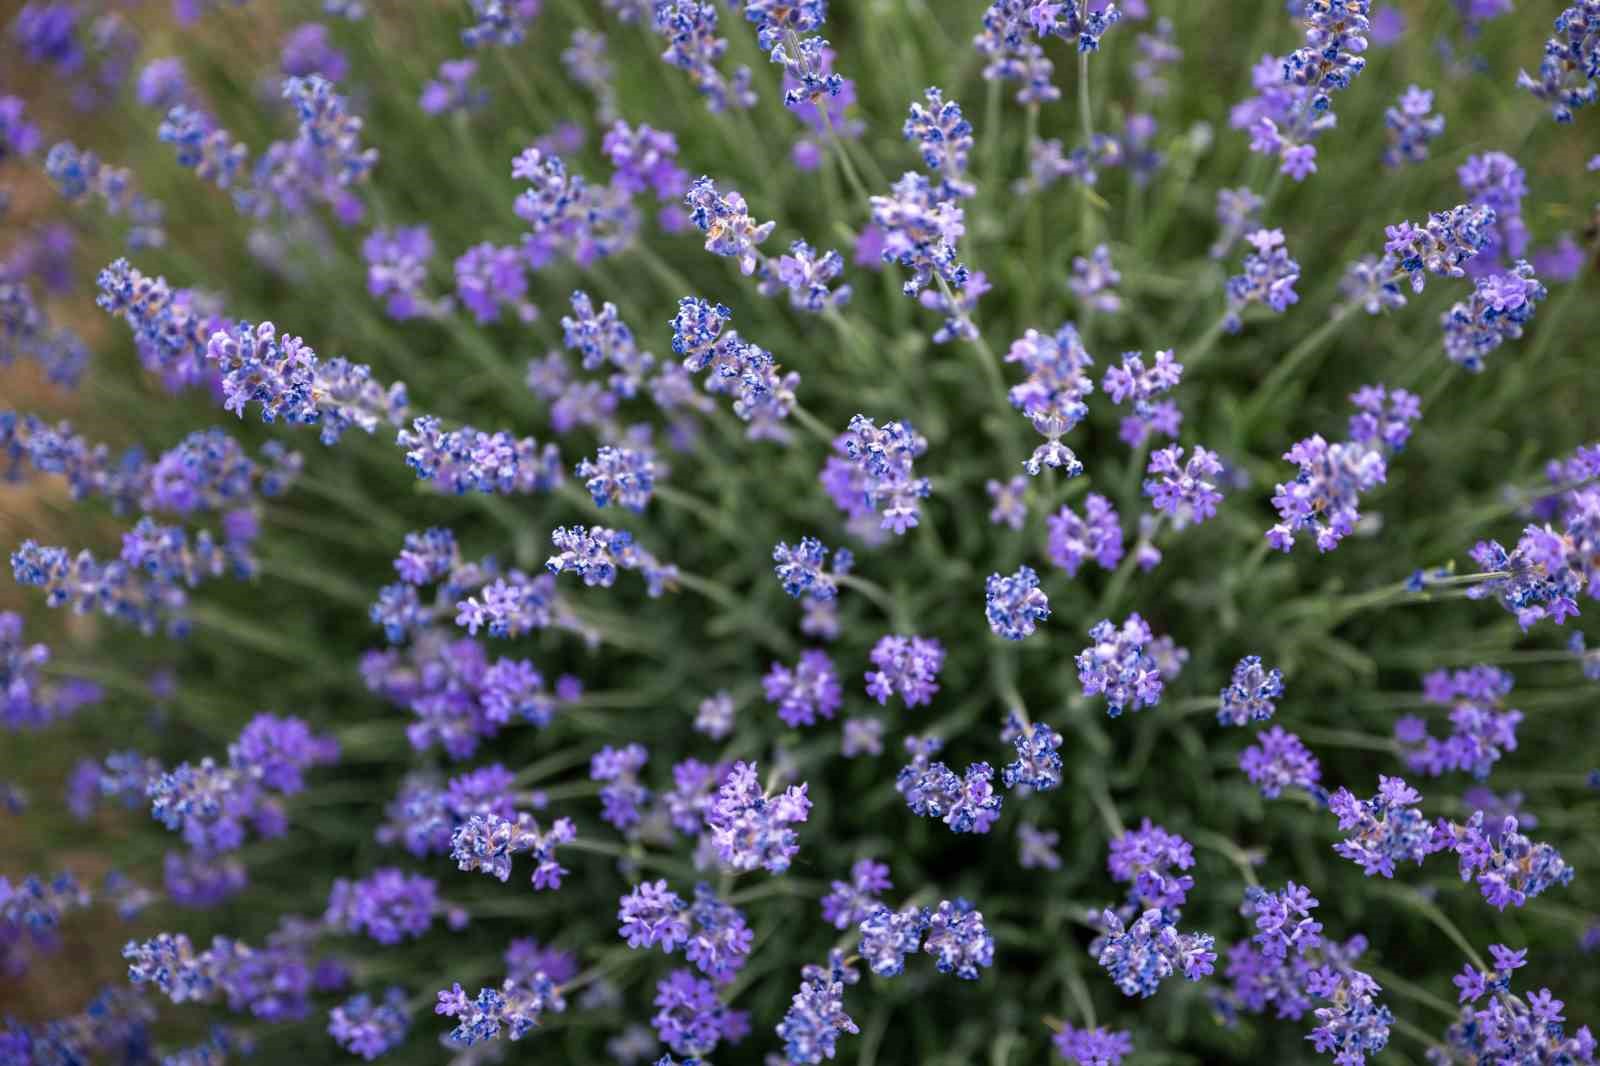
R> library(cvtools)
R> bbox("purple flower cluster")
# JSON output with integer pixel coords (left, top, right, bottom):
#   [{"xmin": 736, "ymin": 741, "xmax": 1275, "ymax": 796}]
[
  {"xmin": 1225, "ymin": 229, "xmax": 1301, "ymax": 332},
  {"xmin": 820, "ymin": 859, "xmax": 892, "ymax": 930},
  {"xmin": 652, "ymin": 967, "xmax": 749, "ymax": 1057},
  {"xmin": 325, "ymin": 869, "xmax": 444, "ymax": 944},
  {"xmin": 985, "ymin": 565, "xmax": 1051, "ymax": 640},
  {"xmin": 1516, "ymin": 0, "xmax": 1600, "ymax": 122},
  {"xmin": 776, "ymin": 954, "xmax": 859, "ymax": 1064},
  {"xmin": 45, "ymin": 142, "xmax": 166, "ymax": 250},
  {"xmin": 1220, "ymin": 884, "xmax": 1392, "ymax": 1064},
  {"xmin": 652, "ymin": 2, "xmax": 756, "ymax": 113},
  {"xmin": 704, "ymin": 761, "xmax": 811, "ymax": 874},
  {"xmin": 576, "ymin": 445, "xmax": 657, "ymax": 511},
  {"xmin": 1218, "ymin": 655, "xmax": 1286, "ymax": 727},
  {"xmin": 830, "ymin": 415, "xmax": 932, "ymax": 534},
  {"xmin": 1395, "ymin": 666, "xmax": 1522, "ymax": 779},
  {"xmin": 1144, "ymin": 444, "xmax": 1225, "ymax": 525},
  {"xmin": 895, "ymin": 736, "xmax": 1002, "ymax": 833},
  {"xmin": 773, "ymin": 536, "xmax": 848, "ymax": 601},
  {"xmin": 399, "ymin": 416, "xmax": 563, "ymax": 496},
  {"xmin": 1076, "ymin": 615, "xmax": 1164, "ymax": 716},
  {"xmin": 1465, "ymin": 519, "xmax": 1590, "ymax": 631},
  {"xmin": 1382, "ymin": 86, "xmax": 1445, "ymax": 168},
  {"xmin": 1, "ymin": 611, "xmax": 103, "ymax": 731},
  {"xmin": 1091, "ymin": 907, "xmax": 1217, "ymax": 998},
  {"xmin": 1005, "ymin": 324, "xmax": 1094, "ymax": 476},
  {"xmin": 547, "ymin": 525, "xmax": 678, "ymax": 597},
  {"xmin": 670, "ymin": 296, "xmax": 798, "ymax": 438},
  {"xmin": 1108, "ymin": 819, "xmax": 1196, "ymax": 909},
  {"xmin": 859, "ymin": 897, "xmax": 994, "ymax": 980},
  {"xmin": 435, "ymin": 969, "xmax": 566, "ymax": 1046},
  {"xmin": 1240, "ymin": 727, "xmax": 1323, "ymax": 799},
  {"xmin": 329, "ymin": 988, "xmax": 411, "ymax": 1061},
  {"xmin": 1001, "ymin": 712, "xmax": 1064, "ymax": 792},
  {"xmin": 514, "ymin": 145, "xmax": 637, "ymax": 267},
  {"xmin": 1382, "ymin": 203, "xmax": 1495, "ymax": 293},
  {"xmin": 451, "ymin": 813, "xmax": 576, "ymax": 889},
  {"xmin": 864, "ymin": 634, "xmax": 945, "ymax": 708},
  {"xmin": 1327, "ymin": 776, "xmax": 1444, "ymax": 877},
  {"xmin": 1070, "ymin": 244, "xmax": 1123, "ymax": 314},
  {"xmin": 1440, "ymin": 260, "xmax": 1548, "ymax": 372},
  {"xmin": 1048, "ymin": 494, "xmax": 1124, "ymax": 576},
  {"xmin": 1266, "ymin": 434, "xmax": 1388, "ymax": 554},
  {"xmin": 1053, "ymin": 1022, "xmax": 1134, "ymax": 1065},
  {"xmin": 869, "ymin": 172, "xmax": 970, "ymax": 299},
  {"xmin": 904, "ymin": 87, "xmax": 975, "ymax": 201},
  {"xmin": 765, "ymin": 650, "xmax": 843, "ymax": 727},
  {"xmin": 1443, "ymin": 946, "xmax": 1595, "ymax": 1061},
  {"xmin": 1435, "ymin": 811, "xmax": 1575, "ymax": 910}
]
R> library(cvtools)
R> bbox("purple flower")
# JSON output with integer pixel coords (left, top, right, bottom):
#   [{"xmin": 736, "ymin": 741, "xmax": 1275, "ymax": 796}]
[
  {"xmin": 837, "ymin": 415, "xmax": 932, "ymax": 534},
  {"xmin": 325, "ymin": 869, "xmax": 440, "ymax": 945},
  {"xmin": 1225, "ymin": 229, "xmax": 1300, "ymax": 332},
  {"xmin": 652, "ymin": 2, "xmax": 756, "ymax": 113},
  {"xmin": 764, "ymin": 650, "xmax": 843, "ymax": 727},
  {"xmin": 651, "ymin": 969, "xmax": 748, "ymax": 1057},
  {"xmin": 461, "ymin": 0, "xmax": 542, "ymax": 48},
  {"xmin": 773, "ymin": 537, "xmax": 840, "ymax": 601},
  {"xmin": 1218, "ymin": 656, "xmax": 1285, "ymax": 727},
  {"xmin": 328, "ymin": 987, "xmax": 410, "ymax": 1060},
  {"xmin": 864, "ymin": 635, "xmax": 945, "ymax": 708},
  {"xmin": 685, "ymin": 177, "xmax": 773, "ymax": 275},
  {"xmin": 454, "ymin": 243, "xmax": 533, "ymax": 324},
  {"xmin": 1241, "ymin": 727, "xmax": 1323, "ymax": 799},
  {"xmin": 841, "ymin": 716, "xmax": 884, "ymax": 757},
  {"xmin": 1382, "ymin": 85, "xmax": 1444, "ymax": 168},
  {"xmin": 1053, "ymin": 1022, "xmax": 1133, "ymax": 1065},
  {"xmin": 1019, "ymin": 822, "xmax": 1063, "ymax": 870},
  {"xmin": 1108, "ymin": 819, "xmax": 1196, "ymax": 909},
  {"xmin": 451, "ymin": 812, "xmax": 576, "ymax": 889},
  {"xmin": 922, "ymin": 898, "xmax": 994, "ymax": 980},
  {"xmin": 547, "ymin": 525, "xmax": 677, "ymax": 596},
  {"xmin": 592, "ymin": 743, "xmax": 650, "ymax": 830},
  {"xmin": 435, "ymin": 971, "xmax": 565, "ymax": 1046},
  {"xmin": 420, "ymin": 58, "xmax": 487, "ymax": 115},
  {"xmin": 857, "ymin": 903, "xmax": 929, "ymax": 977},
  {"xmin": 1076, "ymin": 615, "xmax": 1164, "ymax": 716},
  {"xmin": 1001, "ymin": 711, "xmax": 1064, "ymax": 792},
  {"xmin": 1441, "ymin": 261, "xmax": 1548, "ymax": 372},
  {"xmin": 1517, "ymin": 1, "xmax": 1600, "ymax": 122},
  {"xmin": 1397, "ymin": 666, "xmax": 1522, "ymax": 779},
  {"xmin": 896, "ymin": 745, "xmax": 1002, "ymax": 834},
  {"xmin": 1327, "ymin": 776, "xmax": 1444, "ymax": 877},
  {"xmin": 1005, "ymin": 324, "xmax": 1093, "ymax": 477},
  {"xmin": 1144, "ymin": 445, "xmax": 1224, "ymax": 524},
  {"xmin": 821, "ymin": 859, "xmax": 892, "ymax": 931},
  {"xmin": 987, "ymin": 475, "xmax": 1029, "ymax": 529},
  {"xmin": 619, "ymin": 880, "xmax": 691, "ymax": 953},
  {"xmin": 1091, "ymin": 908, "xmax": 1216, "ymax": 998},
  {"xmin": 904, "ymin": 88, "xmax": 975, "ymax": 200},
  {"xmin": 1383, "ymin": 204, "xmax": 1495, "ymax": 293},
  {"xmin": 704, "ymin": 761, "xmax": 810, "ymax": 874},
  {"xmin": 1267, "ymin": 434, "xmax": 1387, "ymax": 553},
  {"xmin": 694, "ymin": 692, "xmax": 735, "ymax": 740},
  {"xmin": 985, "ymin": 565, "xmax": 1051, "ymax": 640},
  {"xmin": 684, "ymin": 884, "xmax": 752, "ymax": 984},
  {"xmin": 1070, "ymin": 244, "xmax": 1122, "ymax": 313},
  {"xmin": 1435, "ymin": 812, "xmax": 1574, "ymax": 910},
  {"xmin": 776, "ymin": 955, "xmax": 859, "ymax": 1064},
  {"xmin": 868, "ymin": 172, "xmax": 970, "ymax": 298}
]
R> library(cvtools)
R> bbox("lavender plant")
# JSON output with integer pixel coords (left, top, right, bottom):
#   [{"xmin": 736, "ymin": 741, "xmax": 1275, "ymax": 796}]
[{"xmin": 2, "ymin": 2, "xmax": 1598, "ymax": 1064}]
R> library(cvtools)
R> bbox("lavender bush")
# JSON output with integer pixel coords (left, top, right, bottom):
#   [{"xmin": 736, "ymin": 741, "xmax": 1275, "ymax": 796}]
[{"xmin": 2, "ymin": 1, "xmax": 1599, "ymax": 1063}]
